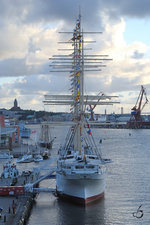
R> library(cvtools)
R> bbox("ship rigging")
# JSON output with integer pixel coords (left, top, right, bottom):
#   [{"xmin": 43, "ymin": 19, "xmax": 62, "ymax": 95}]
[{"xmin": 44, "ymin": 12, "xmax": 119, "ymax": 205}]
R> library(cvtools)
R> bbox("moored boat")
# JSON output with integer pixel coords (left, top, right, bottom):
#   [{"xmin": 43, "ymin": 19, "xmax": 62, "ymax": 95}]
[
  {"xmin": 38, "ymin": 123, "xmax": 54, "ymax": 149},
  {"xmin": 16, "ymin": 154, "xmax": 33, "ymax": 163},
  {"xmin": 1, "ymin": 161, "xmax": 19, "ymax": 179},
  {"xmin": 0, "ymin": 152, "xmax": 13, "ymax": 159},
  {"xmin": 33, "ymin": 154, "xmax": 43, "ymax": 162},
  {"xmin": 42, "ymin": 150, "xmax": 49, "ymax": 160}
]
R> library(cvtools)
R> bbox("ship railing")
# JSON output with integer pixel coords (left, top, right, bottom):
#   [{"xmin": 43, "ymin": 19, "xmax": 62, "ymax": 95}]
[
  {"xmin": 59, "ymin": 162, "xmax": 102, "ymax": 174},
  {"xmin": 71, "ymin": 164, "xmax": 99, "ymax": 173},
  {"xmin": 32, "ymin": 188, "xmax": 56, "ymax": 193}
]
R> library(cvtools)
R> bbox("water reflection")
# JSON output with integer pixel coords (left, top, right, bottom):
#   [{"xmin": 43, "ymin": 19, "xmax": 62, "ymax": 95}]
[
  {"xmin": 28, "ymin": 193, "xmax": 106, "ymax": 225},
  {"xmin": 57, "ymin": 198, "xmax": 105, "ymax": 225}
]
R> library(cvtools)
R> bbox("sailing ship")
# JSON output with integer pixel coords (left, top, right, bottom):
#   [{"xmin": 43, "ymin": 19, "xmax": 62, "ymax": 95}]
[
  {"xmin": 38, "ymin": 123, "xmax": 54, "ymax": 149},
  {"xmin": 19, "ymin": 122, "xmax": 31, "ymax": 139},
  {"xmin": 45, "ymin": 13, "xmax": 118, "ymax": 205}
]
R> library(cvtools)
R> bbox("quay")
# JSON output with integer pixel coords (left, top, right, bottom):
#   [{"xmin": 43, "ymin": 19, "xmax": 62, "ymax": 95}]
[
  {"xmin": 43, "ymin": 121, "xmax": 128, "ymax": 129},
  {"xmin": 0, "ymin": 164, "xmax": 40, "ymax": 225},
  {"xmin": 0, "ymin": 194, "xmax": 34, "ymax": 225},
  {"xmin": 0, "ymin": 170, "xmax": 56, "ymax": 225},
  {"xmin": 89, "ymin": 121, "xmax": 127, "ymax": 129},
  {"xmin": 0, "ymin": 148, "xmax": 57, "ymax": 225}
]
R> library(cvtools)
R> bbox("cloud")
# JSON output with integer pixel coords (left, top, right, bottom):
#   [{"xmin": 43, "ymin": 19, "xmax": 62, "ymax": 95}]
[
  {"xmin": 117, "ymin": 0, "xmax": 150, "ymax": 18},
  {"xmin": 1, "ymin": 0, "xmax": 150, "ymax": 27},
  {"xmin": 0, "ymin": 0, "xmax": 150, "ymax": 112},
  {"xmin": 132, "ymin": 50, "xmax": 145, "ymax": 59}
]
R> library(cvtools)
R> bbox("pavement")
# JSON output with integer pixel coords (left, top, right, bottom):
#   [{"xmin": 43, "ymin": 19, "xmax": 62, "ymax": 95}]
[
  {"xmin": 0, "ymin": 195, "xmax": 23, "ymax": 224},
  {"xmin": 0, "ymin": 195, "xmax": 32, "ymax": 225},
  {"xmin": 0, "ymin": 158, "xmax": 39, "ymax": 225}
]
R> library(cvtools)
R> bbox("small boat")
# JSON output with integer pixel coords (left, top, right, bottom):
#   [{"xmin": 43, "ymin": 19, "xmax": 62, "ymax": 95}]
[
  {"xmin": 42, "ymin": 150, "xmax": 49, "ymax": 160},
  {"xmin": 33, "ymin": 154, "xmax": 43, "ymax": 162},
  {"xmin": 0, "ymin": 152, "xmax": 13, "ymax": 159},
  {"xmin": 16, "ymin": 154, "xmax": 33, "ymax": 163},
  {"xmin": 1, "ymin": 161, "xmax": 19, "ymax": 179}
]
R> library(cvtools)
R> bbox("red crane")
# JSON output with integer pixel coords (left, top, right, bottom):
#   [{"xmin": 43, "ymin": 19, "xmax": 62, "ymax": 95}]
[{"xmin": 128, "ymin": 85, "xmax": 148, "ymax": 128}]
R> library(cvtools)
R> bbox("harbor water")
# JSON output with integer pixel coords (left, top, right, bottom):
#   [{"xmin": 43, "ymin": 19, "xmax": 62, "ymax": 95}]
[
  {"xmin": 26, "ymin": 126, "xmax": 150, "ymax": 225},
  {"xmin": 1, "ymin": 125, "xmax": 150, "ymax": 224}
]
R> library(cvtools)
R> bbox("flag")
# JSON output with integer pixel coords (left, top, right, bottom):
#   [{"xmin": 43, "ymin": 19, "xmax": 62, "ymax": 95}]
[
  {"xmin": 32, "ymin": 130, "xmax": 36, "ymax": 134},
  {"xmin": 76, "ymin": 71, "xmax": 80, "ymax": 76},
  {"xmin": 76, "ymin": 19, "xmax": 80, "ymax": 28},
  {"xmin": 75, "ymin": 84, "xmax": 80, "ymax": 89},
  {"xmin": 86, "ymin": 106, "xmax": 89, "ymax": 111},
  {"xmin": 76, "ymin": 66, "xmax": 80, "ymax": 70},
  {"xmin": 75, "ymin": 95, "xmax": 80, "ymax": 101},
  {"xmin": 71, "ymin": 36, "xmax": 76, "ymax": 41},
  {"xmin": 69, "ymin": 74, "xmax": 74, "ymax": 77},
  {"xmin": 87, "ymin": 129, "xmax": 92, "ymax": 135},
  {"xmin": 77, "ymin": 35, "xmax": 81, "ymax": 40}
]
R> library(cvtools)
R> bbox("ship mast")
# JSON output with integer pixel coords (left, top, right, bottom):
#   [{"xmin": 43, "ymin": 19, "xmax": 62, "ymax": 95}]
[
  {"xmin": 80, "ymin": 27, "xmax": 84, "ymax": 153},
  {"xmin": 73, "ymin": 12, "xmax": 83, "ymax": 152},
  {"xmin": 45, "ymin": 12, "xmax": 120, "ymax": 154}
]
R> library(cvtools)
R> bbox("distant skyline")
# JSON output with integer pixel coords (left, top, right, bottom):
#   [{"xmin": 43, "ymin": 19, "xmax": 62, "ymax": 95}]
[{"xmin": 0, "ymin": 0, "xmax": 150, "ymax": 114}]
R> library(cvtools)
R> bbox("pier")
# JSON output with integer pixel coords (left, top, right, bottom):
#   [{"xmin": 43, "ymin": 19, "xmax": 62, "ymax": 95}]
[{"xmin": 0, "ymin": 153, "xmax": 57, "ymax": 225}]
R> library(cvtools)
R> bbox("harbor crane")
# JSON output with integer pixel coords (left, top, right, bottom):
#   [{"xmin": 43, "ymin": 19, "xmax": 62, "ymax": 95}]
[
  {"xmin": 88, "ymin": 92, "xmax": 111, "ymax": 121},
  {"xmin": 127, "ymin": 85, "xmax": 149, "ymax": 128}
]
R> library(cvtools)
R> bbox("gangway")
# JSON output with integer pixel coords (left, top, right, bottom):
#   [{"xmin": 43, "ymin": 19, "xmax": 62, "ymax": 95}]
[
  {"xmin": 32, "ymin": 167, "xmax": 56, "ymax": 186},
  {"xmin": 32, "ymin": 188, "xmax": 56, "ymax": 193},
  {"xmin": 24, "ymin": 156, "xmax": 58, "ymax": 194},
  {"xmin": 24, "ymin": 167, "xmax": 56, "ymax": 193}
]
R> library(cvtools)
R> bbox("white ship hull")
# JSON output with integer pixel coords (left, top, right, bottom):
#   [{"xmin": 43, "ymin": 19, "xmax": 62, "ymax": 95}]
[{"xmin": 56, "ymin": 170, "xmax": 106, "ymax": 204}]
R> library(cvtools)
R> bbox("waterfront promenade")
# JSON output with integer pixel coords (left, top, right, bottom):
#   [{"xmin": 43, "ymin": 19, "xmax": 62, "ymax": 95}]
[{"xmin": 0, "ymin": 195, "xmax": 32, "ymax": 225}]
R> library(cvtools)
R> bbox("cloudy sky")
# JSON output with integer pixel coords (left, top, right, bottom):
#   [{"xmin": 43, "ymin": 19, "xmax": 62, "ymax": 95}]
[{"xmin": 0, "ymin": 0, "xmax": 150, "ymax": 114}]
